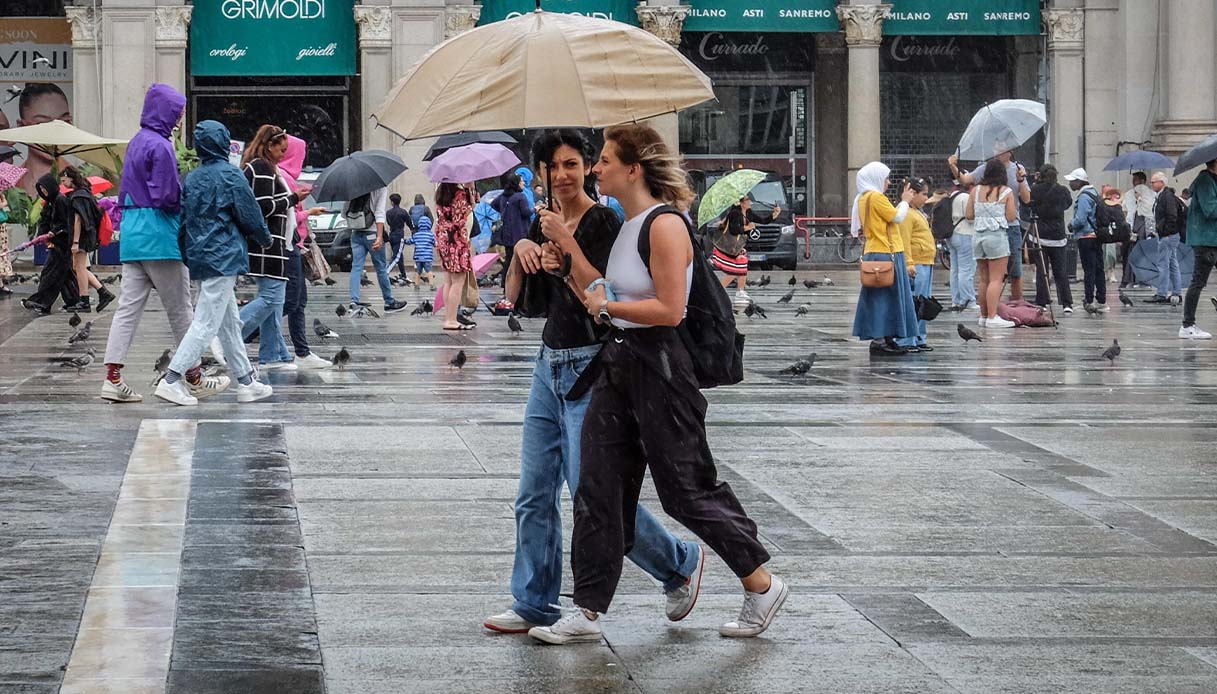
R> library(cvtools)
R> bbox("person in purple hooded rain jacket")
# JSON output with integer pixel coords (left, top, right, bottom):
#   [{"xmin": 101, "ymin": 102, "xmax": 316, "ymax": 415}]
[{"xmin": 100, "ymin": 83, "xmax": 227, "ymax": 403}]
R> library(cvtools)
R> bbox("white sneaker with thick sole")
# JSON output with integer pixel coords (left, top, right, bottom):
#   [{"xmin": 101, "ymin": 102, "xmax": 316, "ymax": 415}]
[
  {"xmin": 986, "ymin": 316, "xmax": 1016, "ymax": 329},
  {"xmin": 483, "ymin": 609, "xmax": 536, "ymax": 634},
  {"xmin": 1179, "ymin": 325, "xmax": 1213, "ymax": 340},
  {"xmin": 977, "ymin": 316, "xmax": 986, "ymax": 327},
  {"xmin": 236, "ymin": 380, "xmax": 273, "ymax": 403},
  {"xmin": 295, "ymin": 353, "xmax": 332, "ymax": 370},
  {"xmin": 100, "ymin": 379, "xmax": 143, "ymax": 403},
  {"xmin": 665, "ymin": 544, "xmax": 704, "ymax": 621},
  {"xmin": 189, "ymin": 375, "xmax": 230, "ymax": 399},
  {"xmin": 719, "ymin": 575, "xmax": 789, "ymax": 638},
  {"xmin": 262, "ymin": 361, "xmax": 298, "ymax": 371},
  {"xmin": 528, "ymin": 609, "xmax": 603, "ymax": 645},
  {"xmin": 154, "ymin": 379, "xmax": 198, "ymax": 406}
]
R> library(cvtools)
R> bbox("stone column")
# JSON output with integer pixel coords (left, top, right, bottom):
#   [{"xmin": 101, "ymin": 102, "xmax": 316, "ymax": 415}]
[
  {"xmin": 837, "ymin": 3, "xmax": 889, "ymax": 198},
  {"xmin": 1152, "ymin": 0, "xmax": 1217, "ymax": 155},
  {"xmin": 153, "ymin": 6, "xmax": 191, "ymax": 95},
  {"xmin": 443, "ymin": 5, "xmax": 481, "ymax": 41},
  {"xmin": 355, "ymin": 5, "xmax": 395, "ymax": 152},
  {"xmin": 636, "ymin": 3, "xmax": 693, "ymax": 153},
  {"xmin": 1044, "ymin": 8, "xmax": 1085, "ymax": 168},
  {"xmin": 65, "ymin": 6, "xmax": 102, "ymax": 135}
]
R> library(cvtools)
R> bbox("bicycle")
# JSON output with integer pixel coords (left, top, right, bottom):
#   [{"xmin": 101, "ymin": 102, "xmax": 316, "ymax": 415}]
[{"xmin": 795, "ymin": 217, "xmax": 863, "ymax": 264}]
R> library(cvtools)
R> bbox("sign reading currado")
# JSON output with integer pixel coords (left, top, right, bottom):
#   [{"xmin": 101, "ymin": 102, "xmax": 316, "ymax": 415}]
[
  {"xmin": 682, "ymin": 0, "xmax": 837, "ymax": 33},
  {"xmin": 191, "ymin": 0, "xmax": 356, "ymax": 76},
  {"xmin": 478, "ymin": 0, "xmax": 638, "ymax": 26},
  {"xmin": 884, "ymin": 0, "xmax": 1041, "ymax": 35}
]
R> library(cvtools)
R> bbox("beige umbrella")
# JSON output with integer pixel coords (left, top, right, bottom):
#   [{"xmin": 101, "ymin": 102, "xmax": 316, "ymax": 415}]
[
  {"xmin": 0, "ymin": 119, "xmax": 128, "ymax": 172},
  {"xmin": 372, "ymin": 9, "xmax": 715, "ymax": 140}
]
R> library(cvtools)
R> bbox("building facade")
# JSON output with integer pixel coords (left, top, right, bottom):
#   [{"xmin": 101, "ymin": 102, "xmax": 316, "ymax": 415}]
[{"xmin": 6, "ymin": 0, "xmax": 1214, "ymax": 213}]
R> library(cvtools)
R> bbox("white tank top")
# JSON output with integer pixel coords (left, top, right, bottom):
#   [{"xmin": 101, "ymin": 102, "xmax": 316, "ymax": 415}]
[{"xmin": 605, "ymin": 203, "xmax": 694, "ymax": 329}]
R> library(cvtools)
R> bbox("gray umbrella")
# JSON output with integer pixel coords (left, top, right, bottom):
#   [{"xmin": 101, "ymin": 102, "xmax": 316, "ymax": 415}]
[
  {"xmin": 422, "ymin": 131, "xmax": 517, "ymax": 161},
  {"xmin": 310, "ymin": 149, "xmax": 407, "ymax": 203},
  {"xmin": 1173, "ymin": 134, "xmax": 1217, "ymax": 176}
]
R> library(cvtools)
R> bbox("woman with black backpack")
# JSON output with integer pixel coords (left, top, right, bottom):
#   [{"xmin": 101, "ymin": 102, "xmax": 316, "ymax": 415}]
[
  {"xmin": 525, "ymin": 123, "xmax": 785, "ymax": 646},
  {"xmin": 63, "ymin": 166, "xmax": 116, "ymax": 313}
]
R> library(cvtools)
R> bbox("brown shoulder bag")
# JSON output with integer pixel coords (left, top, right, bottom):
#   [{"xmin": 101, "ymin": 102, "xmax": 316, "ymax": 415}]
[{"xmin": 858, "ymin": 192, "xmax": 896, "ymax": 288}]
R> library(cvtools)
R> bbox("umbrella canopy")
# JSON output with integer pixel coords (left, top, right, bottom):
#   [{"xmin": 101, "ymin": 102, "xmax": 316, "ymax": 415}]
[
  {"xmin": 423, "ymin": 131, "xmax": 517, "ymax": 161},
  {"xmin": 434, "ymin": 252, "xmax": 502, "ymax": 311},
  {"xmin": 1173, "ymin": 134, "xmax": 1217, "ymax": 176},
  {"xmin": 957, "ymin": 99, "xmax": 1046, "ymax": 162},
  {"xmin": 0, "ymin": 119, "xmax": 128, "ymax": 171},
  {"xmin": 0, "ymin": 162, "xmax": 26, "ymax": 192},
  {"xmin": 1104, "ymin": 150, "xmax": 1174, "ymax": 172},
  {"xmin": 697, "ymin": 169, "xmax": 768, "ymax": 228},
  {"xmin": 372, "ymin": 10, "xmax": 714, "ymax": 140},
  {"xmin": 309, "ymin": 149, "xmax": 407, "ymax": 203},
  {"xmin": 1129, "ymin": 236, "xmax": 1194, "ymax": 286},
  {"xmin": 59, "ymin": 176, "xmax": 113, "ymax": 196},
  {"xmin": 425, "ymin": 143, "xmax": 520, "ymax": 184},
  {"xmin": 0, "ymin": 145, "xmax": 18, "ymax": 164}
]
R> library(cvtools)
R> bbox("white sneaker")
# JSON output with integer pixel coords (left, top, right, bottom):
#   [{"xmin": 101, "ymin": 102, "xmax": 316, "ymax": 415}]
[
  {"xmin": 100, "ymin": 379, "xmax": 143, "ymax": 403},
  {"xmin": 1062, "ymin": 306, "xmax": 1074, "ymax": 315},
  {"xmin": 986, "ymin": 316, "xmax": 1016, "ymax": 329},
  {"xmin": 665, "ymin": 544, "xmax": 704, "ymax": 622},
  {"xmin": 262, "ymin": 360, "xmax": 298, "ymax": 371},
  {"xmin": 720, "ymin": 574, "xmax": 789, "ymax": 638},
  {"xmin": 154, "ymin": 379, "xmax": 198, "ymax": 407},
  {"xmin": 735, "ymin": 289, "xmax": 752, "ymax": 302},
  {"xmin": 295, "ymin": 353, "xmax": 332, "ymax": 370},
  {"xmin": 189, "ymin": 374, "xmax": 230, "ymax": 399},
  {"xmin": 236, "ymin": 380, "xmax": 273, "ymax": 403},
  {"xmin": 1096, "ymin": 303, "xmax": 1110, "ymax": 313},
  {"xmin": 483, "ymin": 609, "xmax": 535, "ymax": 634},
  {"xmin": 528, "ymin": 608, "xmax": 603, "ymax": 645},
  {"xmin": 977, "ymin": 316, "xmax": 986, "ymax": 327},
  {"xmin": 1179, "ymin": 325, "xmax": 1213, "ymax": 340}
]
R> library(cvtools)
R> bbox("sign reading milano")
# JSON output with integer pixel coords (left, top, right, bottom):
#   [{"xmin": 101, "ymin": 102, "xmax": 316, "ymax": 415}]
[{"xmin": 191, "ymin": 0, "xmax": 356, "ymax": 76}]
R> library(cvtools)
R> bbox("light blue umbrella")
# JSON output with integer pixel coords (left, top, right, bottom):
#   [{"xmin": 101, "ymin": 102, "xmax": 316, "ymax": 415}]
[{"xmin": 1103, "ymin": 150, "xmax": 1174, "ymax": 172}]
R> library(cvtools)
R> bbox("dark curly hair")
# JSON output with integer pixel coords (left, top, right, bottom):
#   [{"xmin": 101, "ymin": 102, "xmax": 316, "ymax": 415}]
[{"xmin": 531, "ymin": 129, "xmax": 598, "ymax": 199}]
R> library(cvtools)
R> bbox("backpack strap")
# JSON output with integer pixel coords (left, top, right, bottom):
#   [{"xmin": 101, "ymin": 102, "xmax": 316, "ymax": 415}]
[{"xmin": 636, "ymin": 204, "xmax": 695, "ymax": 274}]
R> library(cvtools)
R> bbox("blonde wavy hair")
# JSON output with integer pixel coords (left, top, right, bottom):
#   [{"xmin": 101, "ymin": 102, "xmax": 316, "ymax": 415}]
[{"xmin": 603, "ymin": 124, "xmax": 695, "ymax": 211}]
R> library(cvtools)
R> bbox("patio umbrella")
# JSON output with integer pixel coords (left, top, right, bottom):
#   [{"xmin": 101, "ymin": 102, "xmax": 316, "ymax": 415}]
[
  {"xmin": 957, "ymin": 99, "xmax": 1046, "ymax": 162},
  {"xmin": 426, "ymin": 143, "xmax": 520, "ymax": 184},
  {"xmin": 372, "ymin": 9, "xmax": 714, "ymax": 140},
  {"xmin": 697, "ymin": 169, "xmax": 767, "ymax": 228},
  {"xmin": 422, "ymin": 131, "xmax": 517, "ymax": 161},
  {"xmin": 1103, "ymin": 150, "xmax": 1174, "ymax": 172},
  {"xmin": 1173, "ymin": 134, "xmax": 1217, "ymax": 176},
  {"xmin": 0, "ymin": 119, "xmax": 128, "ymax": 171},
  {"xmin": 309, "ymin": 149, "xmax": 407, "ymax": 203}
]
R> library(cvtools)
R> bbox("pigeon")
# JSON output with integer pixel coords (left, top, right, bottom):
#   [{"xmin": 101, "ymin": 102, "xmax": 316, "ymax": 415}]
[
  {"xmin": 151, "ymin": 349, "xmax": 172, "ymax": 385},
  {"xmin": 449, "ymin": 349, "xmax": 467, "ymax": 370},
  {"xmin": 353, "ymin": 305, "xmax": 381, "ymax": 318},
  {"xmin": 311, "ymin": 279, "xmax": 324, "ymax": 287},
  {"xmin": 803, "ymin": 279, "xmax": 820, "ymax": 289},
  {"xmin": 31, "ymin": 56, "xmax": 51, "ymax": 66},
  {"xmin": 313, "ymin": 318, "xmax": 338, "ymax": 339},
  {"xmin": 101, "ymin": 274, "xmax": 120, "ymax": 286},
  {"xmin": 776, "ymin": 289, "xmax": 794, "ymax": 304},
  {"xmin": 324, "ymin": 276, "xmax": 337, "ymax": 286},
  {"xmin": 1119, "ymin": 292, "xmax": 1134, "ymax": 308},
  {"xmin": 957, "ymin": 322, "xmax": 983, "ymax": 342},
  {"xmin": 745, "ymin": 279, "xmax": 760, "ymax": 287},
  {"xmin": 757, "ymin": 275, "xmax": 771, "ymax": 287},
  {"xmin": 795, "ymin": 303, "xmax": 811, "ymax": 316},
  {"xmin": 1101, "ymin": 339, "xmax": 1121, "ymax": 365},
  {"xmin": 420, "ymin": 300, "xmax": 434, "ymax": 316},
  {"xmin": 780, "ymin": 353, "xmax": 816, "ymax": 376},
  {"xmin": 3, "ymin": 85, "xmax": 22, "ymax": 102},
  {"xmin": 410, "ymin": 304, "xmax": 427, "ymax": 316},
  {"xmin": 360, "ymin": 275, "xmax": 373, "ymax": 286},
  {"xmin": 61, "ymin": 348, "xmax": 96, "ymax": 371},
  {"xmin": 507, "ymin": 314, "xmax": 523, "ymax": 335},
  {"xmin": 68, "ymin": 312, "xmax": 81, "ymax": 328},
  {"xmin": 68, "ymin": 321, "xmax": 93, "ymax": 345},
  {"xmin": 822, "ymin": 277, "xmax": 834, "ymax": 286},
  {"xmin": 332, "ymin": 347, "xmax": 350, "ymax": 370},
  {"xmin": 788, "ymin": 275, "xmax": 796, "ymax": 286},
  {"xmin": 744, "ymin": 301, "xmax": 768, "ymax": 319},
  {"xmin": 1083, "ymin": 303, "xmax": 1103, "ymax": 317},
  {"xmin": 335, "ymin": 303, "xmax": 348, "ymax": 317},
  {"xmin": 1210, "ymin": 297, "xmax": 1217, "ymax": 313}
]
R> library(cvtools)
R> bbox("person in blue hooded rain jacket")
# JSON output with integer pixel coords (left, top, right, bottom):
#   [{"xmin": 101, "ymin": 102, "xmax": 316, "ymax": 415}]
[{"xmin": 154, "ymin": 120, "xmax": 275, "ymax": 407}]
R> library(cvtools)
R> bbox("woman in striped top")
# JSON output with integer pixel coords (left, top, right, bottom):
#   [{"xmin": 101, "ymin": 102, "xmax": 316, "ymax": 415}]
[{"xmin": 238, "ymin": 124, "xmax": 297, "ymax": 371}]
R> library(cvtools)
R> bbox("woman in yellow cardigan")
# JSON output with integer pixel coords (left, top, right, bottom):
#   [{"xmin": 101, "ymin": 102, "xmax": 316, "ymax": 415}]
[
  {"xmin": 850, "ymin": 162, "xmax": 918, "ymax": 356},
  {"xmin": 895, "ymin": 178, "xmax": 939, "ymax": 352}
]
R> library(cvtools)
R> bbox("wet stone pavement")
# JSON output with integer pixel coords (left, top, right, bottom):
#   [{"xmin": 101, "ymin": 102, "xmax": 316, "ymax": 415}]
[{"xmin": 1, "ymin": 268, "xmax": 1216, "ymax": 694}]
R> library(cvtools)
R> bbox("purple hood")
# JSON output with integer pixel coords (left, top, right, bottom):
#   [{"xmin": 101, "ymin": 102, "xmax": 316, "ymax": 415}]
[{"xmin": 118, "ymin": 83, "xmax": 186, "ymax": 213}]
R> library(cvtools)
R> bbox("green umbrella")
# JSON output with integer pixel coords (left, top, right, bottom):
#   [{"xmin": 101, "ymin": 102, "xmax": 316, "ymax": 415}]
[{"xmin": 697, "ymin": 169, "xmax": 767, "ymax": 228}]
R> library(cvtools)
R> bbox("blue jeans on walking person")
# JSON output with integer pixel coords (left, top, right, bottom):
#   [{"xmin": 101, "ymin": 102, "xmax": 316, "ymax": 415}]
[
  {"xmin": 1154, "ymin": 234, "xmax": 1183, "ymax": 299},
  {"xmin": 948, "ymin": 233, "xmax": 976, "ymax": 307},
  {"xmin": 240, "ymin": 276, "xmax": 291, "ymax": 365},
  {"xmin": 1007, "ymin": 224, "xmax": 1024, "ymax": 279},
  {"xmin": 511, "ymin": 344, "xmax": 699, "ymax": 626},
  {"xmin": 349, "ymin": 231, "xmax": 394, "ymax": 306},
  {"xmin": 168, "ymin": 276, "xmax": 254, "ymax": 381},
  {"xmin": 283, "ymin": 252, "xmax": 312, "ymax": 358},
  {"xmin": 897, "ymin": 264, "xmax": 934, "ymax": 348}
]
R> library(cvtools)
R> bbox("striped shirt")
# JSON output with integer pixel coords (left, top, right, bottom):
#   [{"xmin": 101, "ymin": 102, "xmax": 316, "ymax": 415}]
[{"xmin": 409, "ymin": 216, "xmax": 435, "ymax": 264}]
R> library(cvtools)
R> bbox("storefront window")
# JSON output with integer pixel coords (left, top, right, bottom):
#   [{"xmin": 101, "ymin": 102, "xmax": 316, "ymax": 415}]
[{"xmin": 680, "ymin": 84, "xmax": 806, "ymax": 157}]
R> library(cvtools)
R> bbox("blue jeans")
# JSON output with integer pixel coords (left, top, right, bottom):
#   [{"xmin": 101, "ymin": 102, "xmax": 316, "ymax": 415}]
[
  {"xmin": 1155, "ymin": 234, "xmax": 1183, "ymax": 298},
  {"xmin": 948, "ymin": 233, "xmax": 976, "ymax": 307},
  {"xmin": 511, "ymin": 344, "xmax": 699, "ymax": 626},
  {"xmin": 239, "ymin": 277, "xmax": 291, "ymax": 365},
  {"xmin": 350, "ymin": 232, "xmax": 394, "ymax": 305},
  {"xmin": 1006, "ymin": 224, "xmax": 1024, "ymax": 278},
  {"xmin": 897, "ymin": 264, "xmax": 934, "ymax": 348},
  {"xmin": 283, "ymin": 252, "xmax": 312, "ymax": 358},
  {"xmin": 168, "ymin": 275, "xmax": 254, "ymax": 381}
]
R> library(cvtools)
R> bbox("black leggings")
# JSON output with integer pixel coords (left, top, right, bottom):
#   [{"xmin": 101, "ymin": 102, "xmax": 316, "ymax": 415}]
[
  {"xmin": 29, "ymin": 246, "xmax": 80, "ymax": 309},
  {"xmin": 1033, "ymin": 244, "xmax": 1074, "ymax": 308}
]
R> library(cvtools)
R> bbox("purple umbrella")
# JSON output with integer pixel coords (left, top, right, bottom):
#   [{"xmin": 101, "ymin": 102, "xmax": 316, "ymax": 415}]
[{"xmin": 425, "ymin": 143, "xmax": 521, "ymax": 184}]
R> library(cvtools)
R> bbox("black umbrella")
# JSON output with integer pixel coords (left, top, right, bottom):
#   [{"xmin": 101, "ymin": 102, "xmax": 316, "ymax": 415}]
[
  {"xmin": 310, "ymin": 149, "xmax": 407, "ymax": 203},
  {"xmin": 422, "ymin": 131, "xmax": 517, "ymax": 162},
  {"xmin": 1173, "ymin": 133, "xmax": 1217, "ymax": 176}
]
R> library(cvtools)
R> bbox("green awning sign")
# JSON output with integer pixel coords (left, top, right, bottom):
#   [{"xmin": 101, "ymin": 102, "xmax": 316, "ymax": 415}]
[
  {"xmin": 884, "ymin": 0, "xmax": 1041, "ymax": 35},
  {"xmin": 478, "ymin": 0, "xmax": 639, "ymax": 26},
  {"xmin": 190, "ymin": 0, "xmax": 356, "ymax": 76},
  {"xmin": 683, "ymin": 1, "xmax": 837, "ymax": 33}
]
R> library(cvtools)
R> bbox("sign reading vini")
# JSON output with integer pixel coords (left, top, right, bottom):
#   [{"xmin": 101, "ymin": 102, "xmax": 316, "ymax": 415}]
[
  {"xmin": 884, "ymin": 0, "xmax": 1041, "ymax": 35},
  {"xmin": 683, "ymin": 0, "xmax": 837, "ymax": 33},
  {"xmin": 191, "ymin": 0, "xmax": 356, "ymax": 76},
  {"xmin": 479, "ymin": 0, "xmax": 639, "ymax": 26}
]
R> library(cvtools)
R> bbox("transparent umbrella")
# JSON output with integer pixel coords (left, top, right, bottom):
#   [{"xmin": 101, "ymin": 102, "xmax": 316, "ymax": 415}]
[{"xmin": 957, "ymin": 99, "xmax": 1046, "ymax": 161}]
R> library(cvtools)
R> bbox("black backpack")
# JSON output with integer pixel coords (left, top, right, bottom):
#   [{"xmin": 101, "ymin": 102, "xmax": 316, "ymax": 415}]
[
  {"xmin": 1094, "ymin": 198, "xmax": 1131, "ymax": 244},
  {"xmin": 637, "ymin": 205, "xmax": 744, "ymax": 389},
  {"xmin": 344, "ymin": 194, "xmax": 376, "ymax": 230},
  {"xmin": 931, "ymin": 191, "xmax": 965, "ymax": 241}
]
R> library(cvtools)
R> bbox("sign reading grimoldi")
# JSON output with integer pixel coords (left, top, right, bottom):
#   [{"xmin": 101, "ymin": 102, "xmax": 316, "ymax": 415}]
[
  {"xmin": 478, "ymin": 0, "xmax": 638, "ymax": 26},
  {"xmin": 683, "ymin": 0, "xmax": 836, "ymax": 33},
  {"xmin": 884, "ymin": 0, "xmax": 1040, "ymax": 35},
  {"xmin": 190, "ymin": 0, "xmax": 356, "ymax": 76}
]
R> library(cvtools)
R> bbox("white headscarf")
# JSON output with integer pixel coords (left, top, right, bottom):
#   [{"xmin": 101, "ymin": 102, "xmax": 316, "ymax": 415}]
[{"xmin": 851, "ymin": 161, "xmax": 890, "ymax": 238}]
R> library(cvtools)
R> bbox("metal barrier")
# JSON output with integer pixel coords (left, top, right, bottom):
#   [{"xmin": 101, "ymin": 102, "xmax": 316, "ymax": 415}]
[{"xmin": 794, "ymin": 216, "xmax": 851, "ymax": 259}]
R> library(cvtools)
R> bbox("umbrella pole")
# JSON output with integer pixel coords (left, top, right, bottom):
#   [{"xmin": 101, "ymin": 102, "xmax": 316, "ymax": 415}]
[{"xmin": 1026, "ymin": 216, "xmax": 1058, "ymax": 329}]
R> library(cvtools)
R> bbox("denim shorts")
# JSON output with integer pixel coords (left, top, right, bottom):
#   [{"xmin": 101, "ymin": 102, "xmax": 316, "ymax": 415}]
[
  {"xmin": 1006, "ymin": 225, "xmax": 1024, "ymax": 278},
  {"xmin": 415, "ymin": 261, "xmax": 432, "ymax": 273},
  {"xmin": 973, "ymin": 230, "xmax": 1010, "ymax": 260}
]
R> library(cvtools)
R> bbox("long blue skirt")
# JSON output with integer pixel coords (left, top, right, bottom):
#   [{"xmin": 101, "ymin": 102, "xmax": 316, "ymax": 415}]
[{"xmin": 852, "ymin": 252, "xmax": 919, "ymax": 341}]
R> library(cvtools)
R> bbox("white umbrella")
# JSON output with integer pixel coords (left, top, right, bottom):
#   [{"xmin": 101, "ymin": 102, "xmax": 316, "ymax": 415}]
[{"xmin": 957, "ymin": 99, "xmax": 1046, "ymax": 162}]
